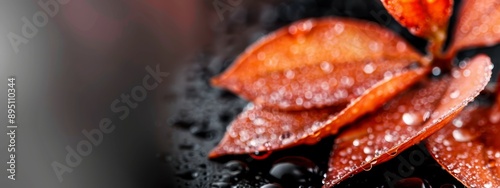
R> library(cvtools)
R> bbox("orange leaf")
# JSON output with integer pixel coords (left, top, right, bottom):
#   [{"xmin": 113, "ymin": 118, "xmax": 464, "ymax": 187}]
[
  {"xmin": 212, "ymin": 18, "xmax": 424, "ymax": 110},
  {"xmin": 447, "ymin": 0, "xmax": 500, "ymax": 57},
  {"xmin": 426, "ymin": 105, "xmax": 500, "ymax": 188},
  {"xmin": 381, "ymin": 0, "xmax": 453, "ymax": 39},
  {"xmin": 324, "ymin": 54, "xmax": 492, "ymax": 187},
  {"xmin": 489, "ymin": 76, "xmax": 500, "ymax": 124},
  {"xmin": 209, "ymin": 68, "xmax": 427, "ymax": 158}
]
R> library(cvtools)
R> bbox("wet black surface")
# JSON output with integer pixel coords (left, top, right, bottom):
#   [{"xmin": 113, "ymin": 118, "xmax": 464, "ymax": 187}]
[{"xmin": 158, "ymin": 0, "xmax": 500, "ymax": 187}]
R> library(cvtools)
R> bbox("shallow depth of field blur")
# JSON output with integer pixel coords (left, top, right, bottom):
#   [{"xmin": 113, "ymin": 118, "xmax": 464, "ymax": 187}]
[{"xmin": 1, "ymin": 0, "xmax": 499, "ymax": 188}]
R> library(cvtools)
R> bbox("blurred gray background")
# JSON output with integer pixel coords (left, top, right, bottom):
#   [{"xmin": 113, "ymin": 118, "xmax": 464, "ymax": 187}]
[{"xmin": 0, "ymin": 0, "xmax": 213, "ymax": 187}]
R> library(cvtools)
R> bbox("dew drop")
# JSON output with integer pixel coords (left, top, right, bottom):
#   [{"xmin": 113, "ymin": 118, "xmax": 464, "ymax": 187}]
[
  {"xmin": 369, "ymin": 42, "xmax": 380, "ymax": 52},
  {"xmin": 396, "ymin": 41, "xmax": 407, "ymax": 52},
  {"xmin": 374, "ymin": 148, "xmax": 386, "ymax": 157},
  {"xmin": 305, "ymin": 91, "xmax": 313, "ymax": 99},
  {"xmin": 253, "ymin": 118, "xmax": 266, "ymax": 126},
  {"xmin": 490, "ymin": 113, "xmax": 500, "ymax": 124},
  {"xmin": 279, "ymin": 132, "xmax": 294, "ymax": 145},
  {"xmin": 351, "ymin": 155, "xmax": 358, "ymax": 160},
  {"xmin": 363, "ymin": 63, "xmax": 376, "ymax": 74},
  {"xmin": 384, "ymin": 134, "xmax": 395, "ymax": 142},
  {"xmin": 484, "ymin": 182, "xmax": 493, "ymax": 188},
  {"xmin": 269, "ymin": 163, "xmax": 310, "ymax": 184},
  {"xmin": 239, "ymin": 131, "xmax": 250, "ymax": 141},
  {"xmin": 352, "ymin": 139, "xmax": 360, "ymax": 147},
  {"xmin": 340, "ymin": 76, "xmax": 354, "ymax": 87},
  {"xmin": 462, "ymin": 69, "xmax": 471, "ymax": 77},
  {"xmin": 295, "ymin": 98, "xmax": 304, "ymax": 105},
  {"xmin": 449, "ymin": 90, "xmax": 460, "ymax": 99},
  {"xmin": 452, "ymin": 129, "xmax": 477, "ymax": 142},
  {"xmin": 365, "ymin": 155, "xmax": 373, "ymax": 162},
  {"xmin": 299, "ymin": 20, "xmax": 313, "ymax": 32},
  {"xmin": 223, "ymin": 160, "xmax": 248, "ymax": 176},
  {"xmin": 363, "ymin": 147, "xmax": 373, "ymax": 154},
  {"xmin": 402, "ymin": 113, "xmax": 417, "ymax": 126},
  {"xmin": 422, "ymin": 111, "xmax": 431, "ymax": 121},
  {"xmin": 432, "ymin": 67, "xmax": 441, "ymax": 76},
  {"xmin": 280, "ymin": 132, "xmax": 292, "ymax": 140},
  {"xmin": 452, "ymin": 168, "xmax": 461, "ymax": 174},
  {"xmin": 176, "ymin": 170, "xmax": 199, "ymax": 180},
  {"xmin": 320, "ymin": 81, "xmax": 329, "ymax": 91},
  {"xmin": 452, "ymin": 119, "xmax": 463, "ymax": 128},
  {"xmin": 288, "ymin": 25, "xmax": 298, "ymax": 35},
  {"xmin": 250, "ymin": 151, "xmax": 272, "ymax": 160},
  {"xmin": 452, "ymin": 70, "xmax": 461, "ymax": 78},
  {"xmin": 339, "ymin": 150, "xmax": 348, "ymax": 157},
  {"xmin": 443, "ymin": 139, "xmax": 451, "ymax": 146},
  {"xmin": 256, "ymin": 127, "xmax": 265, "ymax": 134},
  {"xmin": 388, "ymin": 148, "xmax": 398, "ymax": 156},
  {"xmin": 361, "ymin": 161, "xmax": 373, "ymax": 171},
  {"xmin": 285, "ymin": 70, "xmax": 295, "ymax": 79},
  {"xmin": 320, "ymin": 61, "xmax": 333, "ymax": 73},
  {"xmin": 384, "ymin": 71, "xmax": 393, "ymax": 78},
  {"xmin": 334, "ymin": 23, "xmax": 344, "ymax": 34}
]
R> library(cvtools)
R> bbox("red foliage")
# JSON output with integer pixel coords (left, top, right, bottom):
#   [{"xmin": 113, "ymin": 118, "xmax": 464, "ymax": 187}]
[{"xmin": 209, "ymin": 0, "xmax": 500, "ymax": 187}]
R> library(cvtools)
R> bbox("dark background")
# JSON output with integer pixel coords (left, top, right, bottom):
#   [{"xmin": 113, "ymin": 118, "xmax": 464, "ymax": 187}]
[{"xmin": 0, "ymin": 0, "xmax": 499, "ymax": 188}]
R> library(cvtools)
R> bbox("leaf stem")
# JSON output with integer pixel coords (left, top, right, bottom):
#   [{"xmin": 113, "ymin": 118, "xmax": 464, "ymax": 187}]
[{"xmin": 426, "ymin": 26, "xmax": 452, "ymax": 71}]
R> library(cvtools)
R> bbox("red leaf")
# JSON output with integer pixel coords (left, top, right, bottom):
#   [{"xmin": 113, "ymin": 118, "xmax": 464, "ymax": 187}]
[
  {"xmin": 426, "ymin": 105, "xmax": 500, "ymax": 188},
  {"xmin": 324, "ymin": 54, "xmax": 492, "ymax": 187},
  {"xmin": 381, "ymin": 0, "xmax": 453, "ymax": 39},
  {"xmin": 447, "ymin": 0, "xmax": 500, "ymax": 57},
  {"xmin": 212, "ymin": 18, "xmax": 424, "ymax": 110},
  {"xmin": 209, "ymin": 68, "xmax": 427, "ymax": 158},
  {"xmin": 489, "ymin": 76, "xmax": 500, "ymax": 124}
]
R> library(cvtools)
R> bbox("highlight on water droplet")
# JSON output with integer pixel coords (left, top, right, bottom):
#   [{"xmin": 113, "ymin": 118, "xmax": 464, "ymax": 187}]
[
  {"xmin": 449, "ymin": 90, "xmax": 460, "ymax": 99},
  {"xmin": 352, "ymin": 139, "xmax": 360, "ymax": 147},
  {"xmin": 363, "ymin": 63, "xmax": 376, "ymax": 74},
  {"xmin": 452, "ymin": 119, "xmax": 463, "ymax": 128},
  {"xmin": 334, "ymin": 23, "xmax": 344, "ymax": 34},
  {"xmin": 451, "ymin": 129, "xmax": 478, "ymax": 142},
  {"xmin": 320, "ymin": 61, "xmax": 333, "ymax": 73},
  {"xmin": 402, "ymin": 113, "xmax": 417, "ymax": 126},
  {"xmin": 363, "ymin": 146, "xmax": 373, "ymax": 155},
  {"xmin": 432, "ymin": 67, "xmax": 441, "ymax": 76}
]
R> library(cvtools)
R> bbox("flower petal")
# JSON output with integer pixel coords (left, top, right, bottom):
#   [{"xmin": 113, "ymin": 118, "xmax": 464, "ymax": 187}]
[
  {"xmin": 212, "ymin": 18, "xmax": 424, "ymax": 110},
  {"xmin": 209, "ymin": 68, "xmax": 427, "ymax": 158},
  {"xmin": 381, "ymin": 0, "xmax": 453, "ymax": 39},
  {"xmin": 324, "ymin": 54, "xmax": 492, "ymax": 187},
  {"xmin": 426, "ymin": 105, "xmax": 500, "ymax": 188},
  {"xmin": 447, "ymin": 0, "xmax": 500, "ymax": 57}
]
